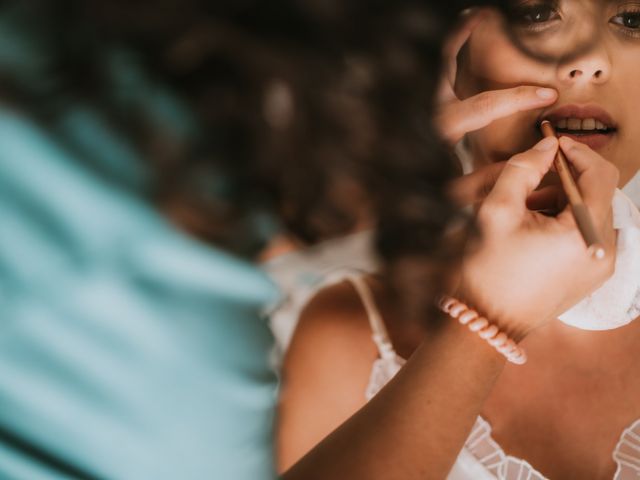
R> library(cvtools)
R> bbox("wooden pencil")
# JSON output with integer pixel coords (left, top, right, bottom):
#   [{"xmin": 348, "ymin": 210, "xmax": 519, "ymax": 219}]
[{"xmin": 540, "ymin": 120, "xmax": 605, "ymax": 259}]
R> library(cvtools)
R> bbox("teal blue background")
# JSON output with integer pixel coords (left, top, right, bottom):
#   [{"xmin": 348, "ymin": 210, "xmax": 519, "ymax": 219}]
[
  {"xmin": 0, "ymin": 5, "xmax": 282, "ymax": 475},
  {"xmin": 0, "ymin": 108, "xmax": 280, "ymax": 479}
]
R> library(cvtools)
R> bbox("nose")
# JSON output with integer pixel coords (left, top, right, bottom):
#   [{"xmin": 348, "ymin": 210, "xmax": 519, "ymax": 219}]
[{"xmin": 557, "ymin": 46, "xmax": 611, "ymax": 85}]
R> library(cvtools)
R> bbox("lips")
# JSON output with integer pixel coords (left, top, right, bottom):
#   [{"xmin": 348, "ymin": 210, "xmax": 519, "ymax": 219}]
[{"xmin": 540, "ymin": 104, "xmax": 618, "ymax": 150}]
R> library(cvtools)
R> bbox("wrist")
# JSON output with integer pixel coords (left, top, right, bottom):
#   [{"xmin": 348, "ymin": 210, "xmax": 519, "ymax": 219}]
[
  {"xmin": 438, "ymin": 295, "xmax": 528, "ymax": 364},
  {"xmin": 452, "ymin": 286, "xmax": 533, "ymax": 344},
  {"xmin": 415, "ymin": 313, "xmax": 507, "ymax": 371}
]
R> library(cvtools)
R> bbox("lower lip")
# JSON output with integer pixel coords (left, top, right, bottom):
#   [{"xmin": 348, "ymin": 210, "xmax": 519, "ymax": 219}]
[{"xmin": 556, "ymin": 132, "xmax": 615, "ymax": 150}]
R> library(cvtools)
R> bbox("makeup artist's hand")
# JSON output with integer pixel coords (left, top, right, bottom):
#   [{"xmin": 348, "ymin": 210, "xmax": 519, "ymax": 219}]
[
  {"xmin": 453, "ymin": 136, "xmax": 618, "ymax": 341},
  {"xmin": 435, "ymin": 12, "xmax": 558, "ymax": 145}
]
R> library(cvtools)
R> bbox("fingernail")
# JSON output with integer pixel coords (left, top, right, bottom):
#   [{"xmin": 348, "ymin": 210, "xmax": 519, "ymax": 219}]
[
  {"xmin": 559, "ymin": 136, "xmax": 575, "ymax": 151},
  {"xmin": 536, "ymin": 88, "xmax": 557, "ymax": 100},
  {"xmin": 534, "ymin": 136, "xmax": 558, "ymax": 151}
]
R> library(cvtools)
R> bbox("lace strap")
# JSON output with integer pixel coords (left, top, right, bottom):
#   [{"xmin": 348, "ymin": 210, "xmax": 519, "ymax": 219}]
[
  {"xmin": 343, "ymin": 273, "xmax": 397, "ymax": 361},
  {"xmin": 613, "ymin": 418, "xmax": 640, "ymax": 478}
]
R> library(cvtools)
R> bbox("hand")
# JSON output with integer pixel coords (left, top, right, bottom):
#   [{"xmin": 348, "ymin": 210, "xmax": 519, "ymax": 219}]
[
  {"xmin": 447, "ymin": 161, "xmax": 506, "ymax": 207},
  {"xmin": 449, "ymin": 161, "xmax": 566, "ymax": 213},
  {"xmin": 435, "ymin": 11, "xmax": 558, "ymax": 145},
  {"xmin": 454, "ymin": 136, "xmax": 618, "ymax": 341}
]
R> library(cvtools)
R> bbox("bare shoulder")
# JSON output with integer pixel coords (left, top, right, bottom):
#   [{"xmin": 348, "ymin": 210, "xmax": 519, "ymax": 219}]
[
  {"xmin": 277, "ymin": 280, "xmax": 378, "ymax": 472},
  {"xmin": 291, "ymin": 280, "xmax": 377, "ymax": 352},
  {"xmin": 283, "ymin": 279, "xmax": 379, "ymax": 388}
]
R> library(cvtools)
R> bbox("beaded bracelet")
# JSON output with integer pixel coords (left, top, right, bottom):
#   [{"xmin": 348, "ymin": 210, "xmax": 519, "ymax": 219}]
[{"xmin": 438, "ymin": 296, "xmax": 527, "ymax": 365}]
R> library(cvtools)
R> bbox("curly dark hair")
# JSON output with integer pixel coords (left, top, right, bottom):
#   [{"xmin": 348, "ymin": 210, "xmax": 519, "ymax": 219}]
[{"xmin": 0, "ymin": 0, "xmax": 505, "ymax": 320}]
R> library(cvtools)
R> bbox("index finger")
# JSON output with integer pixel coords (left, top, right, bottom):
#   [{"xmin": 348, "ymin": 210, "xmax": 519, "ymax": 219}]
[
  {"xmin": 438, "ymin": 86, "xmax": 558, "ymax": 145},
  {"xmin": 442, "ymin": 9, "xmax": 487, "ymax": 86}
]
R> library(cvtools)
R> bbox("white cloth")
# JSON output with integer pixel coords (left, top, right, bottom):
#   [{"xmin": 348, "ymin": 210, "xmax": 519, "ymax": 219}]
[
  {"xmin": 458, "ymin": 140, "xmax": 640, "ymax": 331},
  {"xmin": 264, "ymin": 156, "xmax": 640, "ymax": 478},
  {"xmin": 265, "ymin": 187, "xmax": 640, "ymax": 338},
  {"xmin": 559, "ymin": 188, "xmax": 640, "ymax": 330},
  {"xmin": 624, "ymin": 170, "xmax": 640, "ymax": 206},
  {"xmin": 457, "ymin": 140, "xmax": 640, "ymax": 330},
  {"xmin": 264, "ymin": 231, "xmax": 378, "ymax": 360},
  {"xmin": 263, "ymin": 216, "xmax": 640, "ymax": 478},
  {"xmin": 347, "ymin": 272, "xmax": 640, "ymax": 480}
]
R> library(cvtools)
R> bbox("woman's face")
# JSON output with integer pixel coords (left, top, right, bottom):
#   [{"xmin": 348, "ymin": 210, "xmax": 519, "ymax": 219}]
[{"xmin": 458, "ymin": 0, "xmax": 640, "ymax": 186}]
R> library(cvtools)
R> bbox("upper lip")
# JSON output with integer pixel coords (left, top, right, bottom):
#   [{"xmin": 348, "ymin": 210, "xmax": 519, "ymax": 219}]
[{"xmin": 539, "ymin": 104, "xmax": 617, "ymax": 130}]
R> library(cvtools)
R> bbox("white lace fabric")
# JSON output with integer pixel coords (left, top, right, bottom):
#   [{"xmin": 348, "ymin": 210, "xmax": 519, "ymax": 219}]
[
  {"xmin": 559, "ymin": 189, "xmax": 640, "ymax": 330},
  {"xmin": 264, "ymin": 174, "xmax": 640, "ymax": 478},
  {"xmin": 613, "ymin": 420, "xmax": 640, "ymax": 479},
  {"xmin": 464, "ymin": 417, "xmax": 546, "ymax": 480},
  {"xmin": 350, "ymin": 274, "xmax": 640, "ymax": 480}
]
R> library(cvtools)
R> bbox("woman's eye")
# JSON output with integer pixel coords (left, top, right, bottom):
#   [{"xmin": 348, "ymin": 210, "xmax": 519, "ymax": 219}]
[
  {"xmin": 508, "ymin": 3, "xmax": 560, "ymax": 28},
  {"xmin": 611, "ymin": 12, "xmax": 640, "ymax": 30},
  {"xmin": 521, "ymin": 6, "xmax": 559, "ymax": 23}
]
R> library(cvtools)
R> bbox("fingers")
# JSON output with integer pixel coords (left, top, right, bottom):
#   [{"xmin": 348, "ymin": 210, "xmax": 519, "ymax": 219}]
[
  {"xmin": 442, "ymin": 10, "xmax": 486, "ymax": 87},
  {"xmin": 557, "ymin": 136, "xmax": 619, "ymax": 225},
  {"xmin": 438, "ymin": 86, "xmax": 557, "ymax": 145},
  {"xmin": 448, "ymin": 161, "xmax": 506, "ymax": 207},
  {"xmin": 480, "ymin": 137, "xmax": 558, "ymax": 226}
]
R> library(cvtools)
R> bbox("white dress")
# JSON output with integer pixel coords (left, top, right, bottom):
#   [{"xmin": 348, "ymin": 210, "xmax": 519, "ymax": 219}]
[
  {"xmin": 264, "ymin": 179, "xmax": 640, "ymax": 479},
  {"xmin": 346, "ymin": 272, "xmax": 640, "ymax": 480}
]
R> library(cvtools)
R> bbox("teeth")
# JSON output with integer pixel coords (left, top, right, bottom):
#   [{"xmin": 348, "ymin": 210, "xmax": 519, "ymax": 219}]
[
  {"xmin": 567, "ymin": 118, "xmax": 582, "ymax": 130},
  {"xmin": 555, "ymin": 117, "xmax": 609, "ymax": 131}
]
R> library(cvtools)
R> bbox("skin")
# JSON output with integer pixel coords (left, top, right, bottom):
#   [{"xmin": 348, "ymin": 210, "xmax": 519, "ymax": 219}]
[
  {"xmin": 279, "ymin": 5, "xmax": 636, "ymax": 479},
  {"xmin": 455, "ymin": 3, "xmax": 640, "ymax": 478},
  {"xmin": 458, "ymin": 1, "xmax": 640, "ymax": 186},
  {"xmin": 280, "ymin": 137, "xmax": 619, "ymax": 479}
]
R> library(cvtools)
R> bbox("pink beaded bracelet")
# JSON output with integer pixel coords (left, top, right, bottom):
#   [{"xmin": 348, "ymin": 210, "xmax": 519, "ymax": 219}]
[{"xmin": 438, "ymin": 296, "xmax": 527, "ymax": 365}]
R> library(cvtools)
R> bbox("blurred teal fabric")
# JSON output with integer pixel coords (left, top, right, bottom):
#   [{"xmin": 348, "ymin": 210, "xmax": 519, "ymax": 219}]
[
  {"xmin": 0, "ymin": 108, "xmax": 280, "ymax": 480},
  {"xmin": 0, "ymin": 12, "xmax": 282, "ymax": 474},
  {"xmin": 0, "ymin": 5, "xmax": 284, "ymax": 477}
]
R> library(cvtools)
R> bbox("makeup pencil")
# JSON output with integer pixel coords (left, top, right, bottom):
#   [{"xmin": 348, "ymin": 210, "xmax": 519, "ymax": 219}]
[{"xmin": 539, "ymin": 120, "xmax": 605, "ymax": 259}]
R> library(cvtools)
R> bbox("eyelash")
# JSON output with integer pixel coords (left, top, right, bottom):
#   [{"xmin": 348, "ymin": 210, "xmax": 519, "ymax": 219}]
[
  {"xmin": 510, "ymin": 1, "xmax": 640, "ymax": 39},
  {"xmin": 509, "ymin": 1, "xmax": 561, "ymax": 32},
  {"xmin": 610, "ymin": 5, "xmax": 640, "ymax": 38}
]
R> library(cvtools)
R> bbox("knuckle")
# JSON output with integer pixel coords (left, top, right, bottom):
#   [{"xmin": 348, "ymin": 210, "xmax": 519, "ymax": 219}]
[
  {"xmin": 508, "ymin": 151, "xmax": 527, "ymax": 164},
  {"xmin": 569, "ymin": 139, "xmax": 589, "ymax": 152},
  {"xmin": 477, "ymin": 200, "xmax": 511, "ymax": 228},
  {"xmin": 507, "ymin": 153, "xmax": 545, "ymax": 178},
  {"xmin": 514, "ymin": 85, "xmax": 531, "ymax": 101},
  {"xmin": 507, "ymin": 152, "xmax": 533, "ymax": 170},
  {"xmin": 564, "ymin": 141, "xmax": 590, "ymax": 159},
  {"xmin": 508, "ymin": 153, "xmax": 535, "ymax": 170},
  {"xmin": 474, "ymin": 91, "xmax": 496, "ymax": 117}
]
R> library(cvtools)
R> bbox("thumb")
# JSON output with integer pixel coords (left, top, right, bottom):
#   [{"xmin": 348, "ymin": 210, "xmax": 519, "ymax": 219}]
[{"xmin": 482, "ymin": 136, "xmax": 558, "ymax": 221}]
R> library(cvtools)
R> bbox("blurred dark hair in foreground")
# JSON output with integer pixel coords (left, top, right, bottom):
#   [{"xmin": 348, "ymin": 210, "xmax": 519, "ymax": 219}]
[{"xmin": 0, "ymin": 0, "xmax": 504, "ymax": 319}]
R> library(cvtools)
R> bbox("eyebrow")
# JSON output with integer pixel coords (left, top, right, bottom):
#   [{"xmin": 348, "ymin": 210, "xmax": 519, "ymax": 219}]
[
  {"xmin": 565, "ymin": 0, "xmax": 633, "ymax": 12},
  {"xmin": 602, "ymin": 0, "xmax": 635, "ymax": 6}
]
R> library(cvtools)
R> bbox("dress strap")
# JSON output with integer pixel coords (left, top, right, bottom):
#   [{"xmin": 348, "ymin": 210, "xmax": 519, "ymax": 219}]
[{"xmin": 343, "ymin": 273, "xmax": 397, "ymax": 361}]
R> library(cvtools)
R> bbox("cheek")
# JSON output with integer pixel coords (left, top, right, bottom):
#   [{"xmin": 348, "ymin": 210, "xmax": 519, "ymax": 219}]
[
  {"xmin": 611, "ymin": 51, "xmax": 640, "ymax": 180},
  {"xmin": 465, "ymin": 25, "xmax": 553, "ymax": 92},
  {"xmin": 620, "ymin": 67, "xmax": 640, "ymax": 143},
  {"xmin": 459, "ymin": 23, "xmax": 556, "ymax": 166}
]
